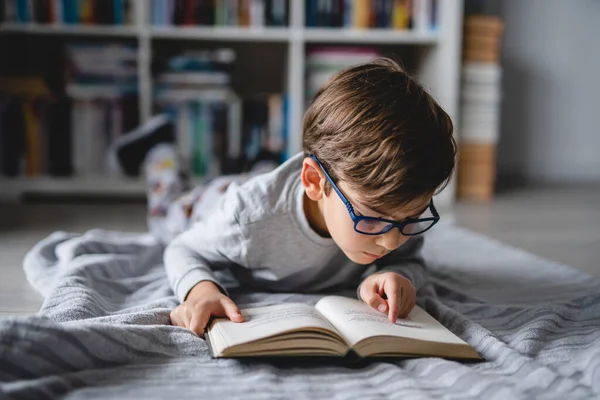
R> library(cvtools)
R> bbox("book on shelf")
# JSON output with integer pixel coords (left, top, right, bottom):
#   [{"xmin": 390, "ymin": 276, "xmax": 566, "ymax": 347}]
[
  {"xmin": 156, "ymin": 92, "xmax": 288, "ymax": 178},
  {"xmin": 305, "ymin": 0, "xmax": 437, "ymax": 31},
  {"xmin": 1, "ymin": 0, "xmax": 137, "ymax": 26},
  {"xmin": 66, "ymin": 42, "xmax": 140, "ymax": 176},
  {"xmin": 154, "ymin": 49, "xmax": 287, "ymax": 178},
  {"xmin": 69, "ymin": 85, "xmax": 139, "ymax": 176},
  {"xmin": 206, "ymin": 295, "xmax": 481, "ymax": 360},
  {"xmin": 152, "ymin": 0, "xmax": 289, "ymax": 28}
]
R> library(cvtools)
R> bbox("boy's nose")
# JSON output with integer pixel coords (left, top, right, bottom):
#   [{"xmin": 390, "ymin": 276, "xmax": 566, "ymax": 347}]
[{"xmin": 376, "ymin": 228, "xmax": 410, "ymax": 251}]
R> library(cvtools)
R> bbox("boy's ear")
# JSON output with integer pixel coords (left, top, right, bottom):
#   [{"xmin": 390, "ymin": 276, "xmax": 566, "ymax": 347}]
[{"xmin": 301, "ymin": 158, "xmax": 325, "ymax": 201}]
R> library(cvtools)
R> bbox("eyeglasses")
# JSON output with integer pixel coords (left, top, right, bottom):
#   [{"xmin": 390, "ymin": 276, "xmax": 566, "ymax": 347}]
[{"xmin": 308, "ymin": 154, "xmax": 440, "ymax": 236}]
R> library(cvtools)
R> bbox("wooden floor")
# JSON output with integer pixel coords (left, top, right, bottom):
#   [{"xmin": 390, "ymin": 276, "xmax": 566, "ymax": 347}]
[{"xmin": 1, "ymin": 185, "xmax": 598, "ymax": 316}]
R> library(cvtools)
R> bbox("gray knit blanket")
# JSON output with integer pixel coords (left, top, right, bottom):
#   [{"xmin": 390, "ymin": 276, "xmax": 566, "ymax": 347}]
[{"xmin": 1, "ymin": 223, "xmax": 599, "ymax": 399}]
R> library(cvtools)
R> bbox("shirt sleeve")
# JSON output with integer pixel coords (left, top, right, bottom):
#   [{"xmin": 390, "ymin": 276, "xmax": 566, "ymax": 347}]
[
  {"xmin": 357, "ymin": 235, "xmax": 427, "ymax": 300},
  {"xmin": 163, "ymin": 184, "xmax": 247, "ymax": 302}
]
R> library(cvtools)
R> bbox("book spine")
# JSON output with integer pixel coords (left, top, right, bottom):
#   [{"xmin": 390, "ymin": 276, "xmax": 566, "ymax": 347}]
[
  {"xmin": 183, "ymin": 0, "xmax": 195, "ymax": 25},
  {"xmin": 412, "ymin": 0, "xmax": 430, "ymax": 32},
  {"xmin": 384, "ymin": 0, "xmax": 394, "ymax": 28},
  {"xmin": 110, "ymin": 97, "xmax": 122, "ymax": 142},
  {"xmin": 165, "ymin": 0, "xmax": 174, "ymax": 26},
  {"xmin": 71, "ymin": 99, "xmax": 87, "ymax": 175},
  {"xmin": 27, "ymin": 0, "xmax": 34, "ymax": 22},
  {"xmin": 47, "ymin": 96, "xmax": 73, "ymax": 176},
  {"xmin": 192, "ymin": 101, "xmax": 203, "ymax": 176},
  {"xmin": 226, "ymin": 0, "xmax": 237, "ymax": 26},
  {"xmin": 214, "ymin": 0, "xmax": 225, "ymax": 26},
  {"xmin": 62, "ymin": 0, "xmax": 76, "ymax": 24},
  {"xmin": 376, "ymin": 0, "xmax": 383, "ymax": 28},
  {"xmin": 152, "ymin": 0, "xmax": 160, "ymax": 25},
  {"xmin": 69, "ymin": 0, "xmax": 78, "ymax": 24},
  {"xmin": 40, "ymin": 0, "xmax": 52, "ymax": 23},
  {"xmin": 173, "ymin": 0, "xmax": 184, "ymax": 25},
  {"xmin": 392, "ymin": 0, "xmax": 406, "ymax": 29},
  {"xmin": 281, "ymin": 93, "xmax": 288, "ymax": 161},
  {"xmin": 191, "ymin": 0, "xmax": 201, "ymax": 25},
  {"xmin": 102, "ymin": 99, "xmax": 113, "ymax": 171},
  {"xmin": 353, "ymin": 0, "xmax": 370, "ymax": 29},
  {"xmin": 315, "ymin": 0, "xmax": 326, "ymax": 27},
  {"xmin": 211, "ymin": 102, "xmax": 227, "ymax": 174},
  {"xmin": 342, "ymin": 0, "xmax": 352, "ymax": 28},
  {"xmin": 87, "ymin": 100, "xmax": 100, "ymax": 174},
  {"xmin": 430, "ymin": 0, "xmax": 437, "ymax": 31},
  {"xmin": 203, "ymin": 101, "xmax": 214, "ymax": 176},
  {"xmin": 249, "ymin": 0, "xmax": 263, "ymax": 27},
  {"xmin": 37, "ymin": 99, "xmax": 47, "ymax": 174},
  {"xmin": 113, "ymin": 0, "xmax": 123, "ymax": 24},
  {"xmin": 199, "ymin": 0, "xmax": 215, "ymax": 26},
  {"xmin": 305, "ymin": 0, "xmax": 315, "ymax": 28},
  {"xmin": 238, "ymin": 0, "xmax": 249, "ymax": 26},
  {"xmin": 175, "ymin": 101, "xmax": 191, "ymax": 170},
  {"xmin": 16, "ymin": 0, "xmax": 29, "ymax": 22},
  {"xmin": 53, "ymin": 0, "xmax": 62, "ymax": 23},
  {"xmin": 8, "ymin": 98, "xmax": 23, "ymax": 175},
  {"xmin": 79, "ymin": 0, "xmax": 93, "ymax": 24},
  {"xmin": 1, "ymin": 1, "xmax": 7, "ymax": 22},
  {"xmin": 332, "ymin": 0, "xmax": 343, "ymax": 27},
  {"xmin": 227, "ymin": 96, "xmax": 242, "ymax": 169},
  {"xmin": 31, "ymin": 0, "xmax": 40, "ymax": 23},
  {"xmin": 23, "ymin": 100, "xmax": 40, "ymax": 176}
]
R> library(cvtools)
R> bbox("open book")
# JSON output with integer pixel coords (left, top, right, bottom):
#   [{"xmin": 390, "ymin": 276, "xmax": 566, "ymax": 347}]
[{"xmin": 206, "ymin": 295, "xmax": 481, "ymax": 360}]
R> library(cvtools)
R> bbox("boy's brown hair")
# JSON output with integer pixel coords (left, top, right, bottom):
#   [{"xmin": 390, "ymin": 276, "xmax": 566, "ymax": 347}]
[{"xmin": 303, "ymin": 57, "xmax": 456, "ymax": 215}]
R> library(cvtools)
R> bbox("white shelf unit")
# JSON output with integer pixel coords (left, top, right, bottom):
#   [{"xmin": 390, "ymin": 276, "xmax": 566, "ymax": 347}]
[{"xmin": 0, "ymin": 0, "xmax": 463, "ymax": 208}]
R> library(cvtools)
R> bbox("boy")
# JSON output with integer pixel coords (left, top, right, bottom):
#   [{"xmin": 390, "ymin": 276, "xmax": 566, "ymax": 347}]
[{"xmin": 136, "ymin": 58, "xmax": 455, "ymax": 336}]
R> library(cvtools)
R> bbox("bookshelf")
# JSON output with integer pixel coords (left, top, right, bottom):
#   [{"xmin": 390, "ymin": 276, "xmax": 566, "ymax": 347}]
[{"xmin": 0, "ymin": 0, "xmax": 463, "ymax": 210}]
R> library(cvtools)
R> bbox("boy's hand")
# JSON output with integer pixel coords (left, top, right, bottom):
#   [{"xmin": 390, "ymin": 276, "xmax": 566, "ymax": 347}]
[
  {"xmin": 170, "ymin": 281, "xmax": 244, "ymax": 336},
  {"xmin": 359, "ymin": 272, "xmax": 416, "ymax": 323}
]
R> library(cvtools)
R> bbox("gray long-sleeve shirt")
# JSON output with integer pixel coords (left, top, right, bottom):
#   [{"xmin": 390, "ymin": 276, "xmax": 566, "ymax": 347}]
[{"xmin": 164, "ymin": 153, "xmax": 426, "ymax": 302}]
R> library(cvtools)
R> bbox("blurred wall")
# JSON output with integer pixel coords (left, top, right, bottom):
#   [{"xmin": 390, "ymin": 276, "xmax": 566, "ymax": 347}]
[{"xmin": 497, "ymin": 0, "xmax": 600, "ymax": 184}]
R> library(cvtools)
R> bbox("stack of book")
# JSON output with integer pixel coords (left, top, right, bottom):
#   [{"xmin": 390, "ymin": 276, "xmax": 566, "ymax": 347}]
[
  {"xmin": 67, "ymin": 43, "xmax": 139, "ymax": 176},
  {"xmin": 305, "ymin": 0, "xmax": 437, "ymax": 32},
  {"xmin": 305, "ymin": 46, "xmax": 380, "ymax": 107},
  {"xmin": 1, "ymin": 0, "xmax": 137, "ymax": 25},
  {"xmin": 154, "ymin": 49, "xmax": 287, "ymax": 178},
  {"xmin": 151, "ymin": 0, "xmax": 289, "ymax": 27},
  {"xmin": 457, "ymin": 15, "xmax": 503, "ymax": 202}
]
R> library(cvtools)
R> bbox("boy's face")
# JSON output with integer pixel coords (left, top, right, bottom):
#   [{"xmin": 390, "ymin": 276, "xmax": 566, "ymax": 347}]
[{"xmin": 320, "ymin": 181, "xmax": 431, "ymax": 265}]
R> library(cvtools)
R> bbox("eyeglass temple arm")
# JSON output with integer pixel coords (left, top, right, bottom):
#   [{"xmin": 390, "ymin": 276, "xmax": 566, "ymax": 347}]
[
  {"xmin": 307, "ymin": 154, "xmax": 354, "ymax": 211},
  {"xmin": 429, "ymin": 199, "xmax": 439, "ymax": 218}
]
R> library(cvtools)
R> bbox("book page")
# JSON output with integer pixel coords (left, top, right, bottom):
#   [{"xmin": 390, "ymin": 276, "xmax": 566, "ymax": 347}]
[
  {"xmin": 315, "ymin": 296, "xmax": 470, "ymax": 348},
  {"xmin": 210, "ymin": 303, "xmax": 341, "ymax": 349}
]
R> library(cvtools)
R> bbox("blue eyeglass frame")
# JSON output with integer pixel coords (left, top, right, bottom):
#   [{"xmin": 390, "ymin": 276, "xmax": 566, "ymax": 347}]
[{"xmin": 308, "ymin": 154, "xmax": 440, "ymax": 236}]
